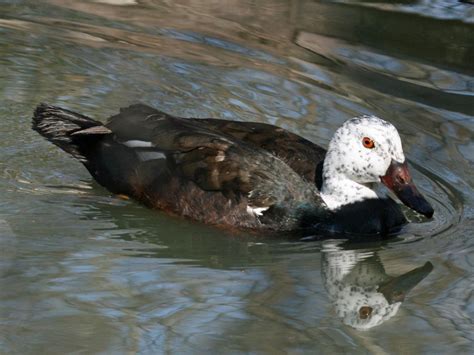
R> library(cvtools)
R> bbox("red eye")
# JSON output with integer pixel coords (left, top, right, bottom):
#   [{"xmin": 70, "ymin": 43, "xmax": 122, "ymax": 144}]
[{"xmin": 362, "ymin": 137, "xmax": 375, "ymax": 149}]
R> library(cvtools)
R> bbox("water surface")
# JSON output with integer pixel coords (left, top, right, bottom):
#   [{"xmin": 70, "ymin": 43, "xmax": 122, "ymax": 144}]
[{"xmin": 0, "ymin": 0, "xmax": 473, "ymax": 353}]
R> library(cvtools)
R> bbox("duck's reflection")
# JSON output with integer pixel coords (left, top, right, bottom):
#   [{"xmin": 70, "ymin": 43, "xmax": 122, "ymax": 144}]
[
  {"xmin": 48, "ymin": 192, "xmax": 435, "ymax": 333},
  {"xmin": 321, "ymin": 241, "xmax": 433, "ymax": 330}
]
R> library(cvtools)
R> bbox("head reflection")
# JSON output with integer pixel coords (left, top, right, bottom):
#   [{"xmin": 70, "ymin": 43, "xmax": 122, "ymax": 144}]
[{"xmin": 321, "ymin": 241, "xmax": 433, "ymax": 330}]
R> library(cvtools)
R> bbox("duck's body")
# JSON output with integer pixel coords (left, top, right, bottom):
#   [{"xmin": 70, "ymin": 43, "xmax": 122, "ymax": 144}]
[{"xmin": 32, "ymin": 104, "xmax": 433, "ymax": 236}]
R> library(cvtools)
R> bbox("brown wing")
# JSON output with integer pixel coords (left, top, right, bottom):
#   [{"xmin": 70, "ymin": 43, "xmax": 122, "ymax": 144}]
[
  {"xmin": 191, "ymin": 119, "xmax": 326, "ymax": 184},
  {"xmin": 105, "ymin": 104, "xmax": 325, "ymax": 212},
  {"xmin": 106, "ymin": 104, "xmax": 326, "ymax": 183},
  {"xmin": 147, "ymin": 114, "xmax": 323, "ymax": 211}
]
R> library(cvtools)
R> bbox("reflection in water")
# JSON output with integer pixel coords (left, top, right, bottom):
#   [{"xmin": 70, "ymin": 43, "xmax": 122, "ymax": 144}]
[{"xmin": 322, "ymin": 241, "xmax": 433, "ymax": 330}]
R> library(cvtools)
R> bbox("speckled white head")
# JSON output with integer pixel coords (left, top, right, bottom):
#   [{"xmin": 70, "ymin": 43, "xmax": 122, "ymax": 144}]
[{"xmin": 321, "ymin": 115, "xmax": 406, "ymax": 210}]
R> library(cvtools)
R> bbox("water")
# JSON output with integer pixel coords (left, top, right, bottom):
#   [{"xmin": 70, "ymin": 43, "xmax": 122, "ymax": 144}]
[{"xmin": 1, "ymin": 0, "xmax": 473, "ymax": 353}]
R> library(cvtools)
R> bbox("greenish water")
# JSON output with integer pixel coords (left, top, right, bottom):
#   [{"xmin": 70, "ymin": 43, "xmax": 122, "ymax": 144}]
[{"xmin": 0, "ymin": 0, "xmax": 473, "ymax": 353}]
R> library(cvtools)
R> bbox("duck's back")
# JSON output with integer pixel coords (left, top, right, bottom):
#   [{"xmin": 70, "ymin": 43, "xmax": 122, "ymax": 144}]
[
  {"xmin": 106, "ymin": 104, "xmax": 327, "ymax": 183},
  {"xmin": 186, "ymin": 117, "xmax": 326, "ymax": 184}
]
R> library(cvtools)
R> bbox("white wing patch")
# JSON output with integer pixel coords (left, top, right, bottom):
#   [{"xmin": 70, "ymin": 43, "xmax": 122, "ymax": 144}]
[
  {"xmin": 122, "ymin": 140, "xmax": 153, "ymax": 148},
  {"xmin": 137, "ymin": 151, "xmax": 166, "ymax": 161},
  {"xmin": 246, "ymin": 206, "xmax": 269, "ymax": 216}
]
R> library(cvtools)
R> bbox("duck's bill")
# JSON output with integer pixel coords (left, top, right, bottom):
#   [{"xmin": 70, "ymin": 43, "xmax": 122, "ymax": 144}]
[
  {"xmin": 380, "ymin": 160, "xmax": 434, "ymax": 218},
  {"xmin": 378, "ymin": 261, "xmax": 433, "ymax": 304}
]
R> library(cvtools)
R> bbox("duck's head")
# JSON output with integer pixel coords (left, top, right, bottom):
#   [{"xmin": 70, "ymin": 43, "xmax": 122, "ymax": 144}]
[{"xmin": 321, "ymin": 115, "xmax": 434, "ymax": 218}]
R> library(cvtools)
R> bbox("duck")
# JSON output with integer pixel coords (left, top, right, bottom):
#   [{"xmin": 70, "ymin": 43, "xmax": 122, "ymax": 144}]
[{"xmin": 32, "ymin": 103, "xmax": 433, "ymax": 236}]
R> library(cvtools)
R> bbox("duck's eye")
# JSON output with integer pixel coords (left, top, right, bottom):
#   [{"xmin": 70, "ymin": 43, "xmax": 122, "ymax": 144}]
[
  {"xmin": 359, "ymin": 306, "xmax": 373, "ymax": 319},
  {"xmin": 362, "ymin": 137, "xmax": 375, "ymax": 149}
]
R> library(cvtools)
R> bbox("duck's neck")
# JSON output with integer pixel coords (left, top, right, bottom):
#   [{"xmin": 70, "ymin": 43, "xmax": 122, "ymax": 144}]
[{"xmin": 320, "ymin": 174, "xmax": 379, "ymax": 211}]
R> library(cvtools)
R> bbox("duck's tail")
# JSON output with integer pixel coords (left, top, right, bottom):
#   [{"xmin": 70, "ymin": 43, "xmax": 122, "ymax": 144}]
[{"xmin": 32, "ymin": 103, "xmax": 112, "ymax": 162}]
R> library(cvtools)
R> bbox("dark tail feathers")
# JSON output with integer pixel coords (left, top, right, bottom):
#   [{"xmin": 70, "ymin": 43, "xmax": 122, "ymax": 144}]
[{"xmin": 32, "ymin": 103, "xmax": 112, "ymax": 161}]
